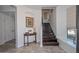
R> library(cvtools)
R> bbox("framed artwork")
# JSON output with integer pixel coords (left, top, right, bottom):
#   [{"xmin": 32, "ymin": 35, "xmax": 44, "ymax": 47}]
[{"xmin": 26, "ymin": 17, "xmax": 33, "ymax": 27}]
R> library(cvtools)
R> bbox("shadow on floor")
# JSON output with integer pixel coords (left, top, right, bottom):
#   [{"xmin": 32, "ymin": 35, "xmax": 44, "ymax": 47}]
[{"xmin": 0, "ymin": 39, "xmax": 15, "ymax": 52}]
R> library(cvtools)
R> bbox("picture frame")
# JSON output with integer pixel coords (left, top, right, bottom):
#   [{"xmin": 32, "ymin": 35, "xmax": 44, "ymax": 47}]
[{"xmin": 26, "ymin": 17, "xmax": 33, "ymax": 27}]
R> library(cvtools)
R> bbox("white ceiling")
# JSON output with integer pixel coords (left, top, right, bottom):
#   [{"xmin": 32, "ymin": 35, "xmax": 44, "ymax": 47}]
[
  {"xmin": 0, "ymin": 5, "xmax": 57, "ymax": 11},
  {"xmin": 26, "ymin": 5, "xmax": 57, "ymax": 9},
  {"xmin": 0, "ymin": 5, "xmax": 57, "ymax": 17}
]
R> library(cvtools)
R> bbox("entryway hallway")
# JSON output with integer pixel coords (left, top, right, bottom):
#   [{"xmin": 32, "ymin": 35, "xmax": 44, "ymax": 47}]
[{"xmin": 0, "ymin": 5, "xmax": 76, "ymax": 53}]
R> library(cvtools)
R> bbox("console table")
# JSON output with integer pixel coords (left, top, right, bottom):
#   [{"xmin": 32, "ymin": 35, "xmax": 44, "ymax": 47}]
[{"xmin": 24, "ymin": 32, "xmax": 36, "ymax": 46}]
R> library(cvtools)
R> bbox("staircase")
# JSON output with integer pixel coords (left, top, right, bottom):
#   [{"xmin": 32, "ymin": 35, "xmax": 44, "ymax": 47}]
[{"xmin": 43, "ymin": 23, "xmax": 59, "ymax": 46}]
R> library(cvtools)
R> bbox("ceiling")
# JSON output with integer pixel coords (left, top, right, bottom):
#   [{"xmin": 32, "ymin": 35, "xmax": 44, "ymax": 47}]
[
  {"xmin": 0, "ymin": 5, "xmax": 57, "ymax": 17},
  {"xmin": 0, "ymin": 5, "xmax": 57, "ymax": 11},
  {"xmin": 25, "ymin": 5, "xmax": 57, "ymax": 9}
]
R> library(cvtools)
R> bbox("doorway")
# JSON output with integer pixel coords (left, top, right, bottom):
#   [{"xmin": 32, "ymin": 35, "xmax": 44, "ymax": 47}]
[
  {"xmin": 42, "ymin": 9, "xmax": 59, "ymax": 46},
  {"xmin": 0, "ymin": 5, "xmax": 16, "ymax": 52}
]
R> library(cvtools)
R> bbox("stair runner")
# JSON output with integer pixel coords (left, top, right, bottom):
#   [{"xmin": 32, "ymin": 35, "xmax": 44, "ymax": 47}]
[{"xmin": 43, "ymin": 23, "xmax": 59, "ymax": 46}]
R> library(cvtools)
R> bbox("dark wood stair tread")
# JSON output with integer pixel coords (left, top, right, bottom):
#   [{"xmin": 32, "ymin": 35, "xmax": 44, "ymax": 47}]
[
  {"xmin": 43, "ymin": 23, "xmax": 59, "ymax": 46},
  {"xmin": 43, "ymin": 42, "xmax": 59, "ymax": 46},
  {"xmin": 43, "ymin": 37, "xmax": 56, "ymax": 39},
  {"xmin": 43, "ymin": 39, "xmax": 57, "ymax": 42}
]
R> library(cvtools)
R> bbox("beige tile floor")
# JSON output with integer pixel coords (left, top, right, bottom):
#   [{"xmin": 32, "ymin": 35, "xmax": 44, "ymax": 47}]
[{"xmin": 0, "ymin": 43, "xmax": 65, "ymax": 53}]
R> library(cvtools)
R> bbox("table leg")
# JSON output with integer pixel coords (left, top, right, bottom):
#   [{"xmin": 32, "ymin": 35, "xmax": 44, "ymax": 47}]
[
  {"xmin": 24, "ymin": 36, "xmax": 25, "ymax": 46},
  {"xmin": 35, "ymin": 35, "xmax": 36, "ymax": 43},
  {"xmin": 27, "ymin": 36, "xmax": 29, "ymax": 46}
]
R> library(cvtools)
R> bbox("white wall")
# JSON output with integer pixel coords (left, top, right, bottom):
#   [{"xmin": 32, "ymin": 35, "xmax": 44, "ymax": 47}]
[
  {"xmin": 16, "ymin": 6, "xmax": 42, "ymax": 48},
  {"xmin": 42, "ymin": 10, "xmax": 50, "ymax": 23},
  {"xmin": 67, "ymin": 6, "xmax": 76, "ymax": 28},
  {"xmin": 56, "ymin": 6, "xmax": 67, "ymax": 40},
  {"xmin": 56, "ymin": 5, "xmax": 76, "ymax": 53},
  {"xmin": 49, "ymin": 8, "xmax": 56, "ymax": 35},
  {"xmin": 0, "ymin": 12, "xmax": 15, "ymax": 45}
]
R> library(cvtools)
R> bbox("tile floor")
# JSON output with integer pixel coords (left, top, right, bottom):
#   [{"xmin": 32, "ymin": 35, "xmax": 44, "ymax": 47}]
[{"xmin": 0, "ymin": 42, "xmax": 65, "ymax": 53}]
